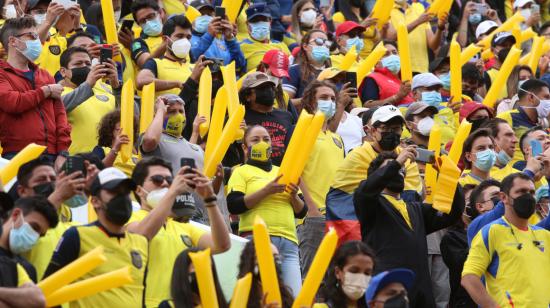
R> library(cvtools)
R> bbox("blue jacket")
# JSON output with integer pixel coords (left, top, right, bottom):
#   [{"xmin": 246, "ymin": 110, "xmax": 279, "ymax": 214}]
[{"xmin": 190, "ymin": 32, "xmax": 245, "ymax": 69}]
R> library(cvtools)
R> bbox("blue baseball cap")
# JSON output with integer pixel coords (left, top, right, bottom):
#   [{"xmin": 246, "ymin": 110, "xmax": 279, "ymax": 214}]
[
  {"xmin": 246, "ymin": 3, "xmax": 271, "ymax": 21},
  {"xmin": 365, "ymin": 269, "xmax": 415, "ymax": 307}
]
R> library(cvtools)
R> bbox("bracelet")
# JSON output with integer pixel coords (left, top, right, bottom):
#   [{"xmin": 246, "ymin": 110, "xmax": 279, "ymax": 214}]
[{"xmin": 203, "ymin": 196, "xmax": 217, "ymax": 204}]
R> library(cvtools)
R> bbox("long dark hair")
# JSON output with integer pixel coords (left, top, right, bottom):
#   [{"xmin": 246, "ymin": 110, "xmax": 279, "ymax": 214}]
[
  {"xmin": 297, "ymin": 30, "xmax": 332, "ymax": 83},
  {"xmin": 236, "ymin": 240, "xmax": 294, "ymax": 308},
  {"xmin": 337, "ymin": 0, "xmax": 368, "ymax": 23},
  {"xmin": 96, "ymin": 109, "xmax": 139, "ymax": 148},
  {"xmin": 290, "ymin": 0, "xmax": 316, "ymax": 43},
  {"xmin": 301, "ymin": 80, "xmax": 338, "ymax": 114},
  {"xmin": 171, "ymin": 248, "xmax": 228, "ymax": 308},
  {"xmin": 320, "ymin": 241, "xmax": 375, "ymax": 308}
]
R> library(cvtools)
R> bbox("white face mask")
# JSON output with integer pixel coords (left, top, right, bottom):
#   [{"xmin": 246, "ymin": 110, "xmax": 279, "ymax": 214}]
[
  {"xmin": 4, "ymin": 4, "xmax": 17, "ymax": 19},
  {"xmin": 522, "ymin": 88, "xmax": 550, "ymax": 118},
  {"xmin": 170, "ymin": 38, "xmax": 191, "ymax": 59},
  {"xmin": 341, "ymin": 272, "xmax": 371, "ymax": 300},
  {"xmin": 416, "ymin": 116, "xmax": 434, "ymax": 137},
  {"xmin": 300, "ymin": 9, "xmax": 317, "ymax": 27},
  {"xmin": 520, "ymin": 8, "xmax": 532, "ymax": 20},
  {"xmin": 146, "ymin": 187, "xmax": 169, "ymax": 208}
]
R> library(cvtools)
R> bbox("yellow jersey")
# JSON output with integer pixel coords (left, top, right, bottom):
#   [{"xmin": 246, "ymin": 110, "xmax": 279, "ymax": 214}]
[{"xmin": 391, "ymin": 3, "xmax": 430, "ymax": 73}]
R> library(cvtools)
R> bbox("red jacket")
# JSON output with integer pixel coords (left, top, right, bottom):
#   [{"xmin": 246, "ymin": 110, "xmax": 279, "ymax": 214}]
[
  {"xmin": 363, "ymin": 67, "xmax": 414, "ymax": 106},
  {"xmin": 0, "ymin": 60, "xmax": 71, "ymax": 154}
]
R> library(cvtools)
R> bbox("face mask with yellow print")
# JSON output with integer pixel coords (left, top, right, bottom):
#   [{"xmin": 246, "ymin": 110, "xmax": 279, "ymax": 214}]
[
  {"xmin": 163, "ymin": 113, "xmax": 186, "ymax": 137},
  {"xmin": 248, "ymin": 141, "xmax": 272, "ymax": 162}
]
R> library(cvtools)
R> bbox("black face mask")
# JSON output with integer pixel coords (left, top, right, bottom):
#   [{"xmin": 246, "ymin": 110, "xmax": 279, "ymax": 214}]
[
  {"xmin": 104, "ymin": 194, "xmax": 133, "ymax": 225},
  {"xmin": 254, "ymin": 87, "xmax": 275, "ymax": 106},
  {"xmin": 33, "ymin": 182, "xmax": 55, "ymax": 197},
  {"xmin": 384, "ymin": 292, "xmax": 409, "ymax": 308},
  {"xmin": 470, "ymin": 118, "xmax": 488, "ymax": 132},
  {"xmin": 386, "ymin": 172, "xmax": 405, "ymax": 193},
  {"xmin": 378, "ymin": 131, "xmax": 401, "ymax": 151},
  {"xmin": 512, "ymin": 193, "xmax": 536, "ymax": 219},
  {"xmin": 70, "ymin": 66, "xmax": 91, "ymax": 86}
]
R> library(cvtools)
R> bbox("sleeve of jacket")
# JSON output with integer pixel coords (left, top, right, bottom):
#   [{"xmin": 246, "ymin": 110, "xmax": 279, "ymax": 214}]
[
  {"xmin": 0, "ymin": 72, "xmax": 46, "ymax": 114},
  {"xmin": 54, "ymin": 97, "xmax": 72, "ymax": 152},
  {"xmin": 422, "ymin": 185, "xmax": 465, "ymax": 234},
  {"xmin": 226, "ymin": 38, "xmax": 246, "ymax": 70},
  {"xmin": 190, "ymin": 33, "xmax": 214, "ymax": 62}
]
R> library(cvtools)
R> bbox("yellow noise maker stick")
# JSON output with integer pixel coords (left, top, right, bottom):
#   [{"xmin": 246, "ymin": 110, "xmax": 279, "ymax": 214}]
[
  {"xmin": 338, "ymin": 45, "xmax": 357, "ymax": 71},
  {"xmin": 528, "ymin": 36, "xmax": 545, "ymax": 75},
  {"xmin": 222, "ymin": 0, "xmax": 244, "ymax": 23},
  {"xmin": 482, "ymin": 47, "xmax": 522, "ymax": 109},
  {"xmin": 253, "ymin": 216, "xmax": 281, "ymax": 305},
  {"xmin": 459, "ymin": 43, "xmax": 482, "ymax": 67},
  {"xmin": 512, "ymin": 24, "xmax": 522, "ymax": 49},
  {"xmin": 100, "ymin": 0, "xmax": 122, "ymax": 62},
  {"xmin": 189, "ymin": 249, "xmax": 219, "ymax": 308},
  {"xmin": 198, "ymin": 66, "xmax": 213, "ymax": 138},
  {"xmin": 45, "ymin": 266, "xmax": 133, "ymax": 307},
  {"xmin": 357, "ymin": 42, "xmax": 386, "ymax": 85},
  {"xmin": 450, "ymin": 39, "xmax": 462, "ymax": 104},
  {"xmin": 427, "ymin": 0, "xmax": 445, "ymax": 14},
  {"xmin": 0, "ymin": 143, "xmax": 45, "ymax": 185},
  {"xmin": 139, "ymin": 82, "xmax": 156, "ymax": 134},
  {"xmin": 185, "ymin": 5, "xmax": 201, "ymax": 23},
  {"xmin": 437, "ymin": 0, "xmax": 453, "ymax": 19},
  {"xmin": 370, "ymin": 0, "xmax": 394, "ymax": 30},
  {"xmin": 397, "ymin": 24, "xmax": 412, "ymax": 82},
  {"xmin": 206, "ymin": 86, "xmax": 228, "ymax": 162},
  {"xmin": 292, "ymin": 228, "xmax": 338, "ymax": 308},
  {"xmin": 424, "ymin": 124, "xmax": 441, "ymax": 204},
  {"xmin": 448, "ymin": 119, "xmax": 472, "ymax": 165},
  {"xmin": 288, "ymin": 112, "xmax": 325, "ymax": 186},
  {"xmin": 229, "ymin": 273, "xmax": 253, "ymax": 308},
  {"xmin": 432, "ymin": 155, "xmax": 461, "ymax": 214},
  {"xmin": 221, "ymin": 62, "xmax": 244, "ymax": 141},
  {"xmin": 477, "ymin": 12, "xmax": 525, "ymax": 49},
  {"xmin": 278, "ymin": 110, "xmax": 314, "ymax": 185},
  {"xmin": 120, "ymin": 80, "xmax": 135, "ymax": 163}
]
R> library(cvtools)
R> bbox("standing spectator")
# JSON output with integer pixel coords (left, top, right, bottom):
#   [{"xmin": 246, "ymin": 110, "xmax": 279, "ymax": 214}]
[
  {"xmin": 403, "ymin": 102, "xmax": 439, "ymax": 149},
  {"xmin": 459, "ymin": 129, "xmax": 498, "ymax": 186},
  {"xmin": 365, "ymin": 268, "xmax": 416, "ymax": 308},
  {"xmin": 332, "ymin": 0, "xmax": 379, "ymax": 58},
  {"xmin": 288, "ymin": 0, "xmax": 326, "ymax": 49},
  {"xmin": 130, "ymin": 0, "xmax": 168, "ymax": 68},
  {"xmin": 466, "ymin": 180, "xmax": 502, "ymax": 220},
  {"xmin": 498, "ymin": 65, "xmax": 534, "ymax": 114},
  {"xmin": 331, "ymin": 21, "xmax": 365, "ymax": 71},
  {"xmin": 0, "ymin": 17, "xmax": 70, "ymax": 165},
  {"xmin": 456, "ymin": 3, "xmax": 501, "ymax": 47}
]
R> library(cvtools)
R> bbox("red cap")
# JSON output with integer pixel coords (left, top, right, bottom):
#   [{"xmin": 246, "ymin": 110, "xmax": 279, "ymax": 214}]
[
  {"xmin": 459, "ymin": 101, "xmax": 494, "ymax": 122},
  {"xmin": 261, "ymin": 50, "xmax": 290, "ymax": 78},
  {"xmin": 335, "ymin": 21, "xmax": 366, "ymax": 37}
]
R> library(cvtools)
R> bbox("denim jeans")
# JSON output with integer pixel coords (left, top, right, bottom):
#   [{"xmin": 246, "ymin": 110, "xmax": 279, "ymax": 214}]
[{"xmin": 270, "ymin": 235, "xmax": 302, "ymax": 298}]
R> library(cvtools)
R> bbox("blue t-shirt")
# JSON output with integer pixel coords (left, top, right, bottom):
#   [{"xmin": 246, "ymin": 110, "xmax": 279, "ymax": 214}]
[{"xmin": 282, "ymin": 64, "xmax": 321, "ymax": 99}]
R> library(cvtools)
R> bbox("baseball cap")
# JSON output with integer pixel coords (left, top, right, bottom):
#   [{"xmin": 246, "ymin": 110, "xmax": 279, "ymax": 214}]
[
  {"xmin": 240, "ymin": 72, "xmax": 277, "ymax": 90},
  {"xmin": 404, "ymin": 102, "xmax": 439, "ymax": 120},
  {"xmin": 261, "ymin": 50, "xmax": 290, "ymax": 78},
  {"xmin": 365, "ymin": 269, "xmax": 415, "ymax": 307},
  {"xmin": 492, "ymin": 32, "xmax": 516, "ymax": 47},
  {"xmin": 190, "ymin": 0, "xmax": 214, "ymax": 11},
  {"xmin": 246, "ymin": 3, "xmax": 271, "ymax": 21},
  {"xmin": 536, "ymin": 185, "xmax": 549, "ymax": 202},
  {"xmin": 362, "ymin": 107, "xmax": 379, "ymax": 126},
  {"xmin": 90, "ymin": 167, "xmax": 137, "ymax": 196},
  {"xmin": 350, "ymin": 107, "xmax": 369, "ymax": 117},
  {"xmin": 514, "ymin": 0, "xmax": 534, "ymax": 9},
  {"xmin": 411, "ymin": 73, "xmax": 443, "ymax": 91},
  {"xmin": 371, "ymin": 105, "xmax": 404, "ymax": 125},
  {"xmin": 172, "ymin": 193, "xmax": 197, "ymax": 220},
  {"xmin": 335, "ymin": 21, "xmax": 366, "ymax": 37},
  {"xmin": 317, "ymin": 67, "xmax": 344, "ymax": 81},
  {"xmin": 459, "ymin": 101, "xmax": 494, "ymax": 122},
  {"xmin": 475, "ymin": 20, "xmax": 498, "ymax": 39}
]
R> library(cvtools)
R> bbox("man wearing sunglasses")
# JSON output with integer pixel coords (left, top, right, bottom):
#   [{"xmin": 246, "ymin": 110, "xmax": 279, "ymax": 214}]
[{"xmin": 0, "ymin": 16, "xmax": 70, "ymax": 169}]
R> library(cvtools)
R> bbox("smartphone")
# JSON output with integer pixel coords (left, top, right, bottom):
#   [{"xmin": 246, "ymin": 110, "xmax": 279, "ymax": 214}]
[
  {"xmin": 100, "ymin": 45, "xmax": 113, "ymax": 63},
  {"xmin": 531, "ymin": 4, "xmax": 540, "ymax": 14},
  {"xmin": 53, "ymin": 0, "xmax": 77, "ymax": 9},
  {"xmin": 180, "ymin": 158, "xmax": 197, "ymax": 174},
  {"xmin": 121, "ymin": 20, "xmax": 134, "ymax": 32},
  {"xmin": 530, "ymin": 139, "xmax": 543, "ymax": 156},
  {"xmin": 215, "ymin": 6, "xmax": 226, "ymax": 18},
  {"xmin": 345, "ymin": 71, "xmax": 358, "ymax": 89},
  {"xmin": 205, "ymin": 57, "xmax": 223, "ymax": 73},
  {"xmin": 473, "ymin": 3, "xmax": 488, "ymax": 15},
  {"xmin": 416, "ymin": 148, "xmax": 436, "ymax": 164},
  {"xmin": 62, "ymin": 156, "xmax": 86, "ymax": 177}
]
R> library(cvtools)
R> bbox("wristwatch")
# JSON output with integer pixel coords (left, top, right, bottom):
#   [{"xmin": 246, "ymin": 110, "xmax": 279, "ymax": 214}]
[{"xmin": 58, "ymin": 151, "xmax": 70, "ymax": 158}]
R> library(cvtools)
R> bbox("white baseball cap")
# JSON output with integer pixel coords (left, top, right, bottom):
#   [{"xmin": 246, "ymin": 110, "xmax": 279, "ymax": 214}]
[
  {"xmin": 475, "ymin": 20, "xmax": 498, "ymax": 39},
  {"xmin": 514, "ymin": 0, "xmax": 534, "ymax": 9},
  {"xmin": 90, "ymin": 167, "xmax": 136, "ymax": 196},
  {"xmin": 371, "ymin": 105, "xmax": 404, "ymax": 125},
  {"xmin": 411, "ymin": 73, "xmax": 443, "ymax": 91}
]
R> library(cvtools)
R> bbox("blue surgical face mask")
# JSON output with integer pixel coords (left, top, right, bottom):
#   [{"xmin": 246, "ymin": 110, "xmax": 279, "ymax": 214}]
[
  {"xmin": 421, "ymin": 91, "xmax": 442, "ymax": 107},
  {"xmin": 474, "ymin": 148, "xmax": 496, "ymax": 172},
  {"xmin": 346, "ymin": 37, "xmax": 364, "ymax": 52},
  {"xmin": 317, "ymin": 99, "xmax": 336, "ymax": 118},
  {"xmin": 17, "ymin": 38, "xmax": 42, "ymax": 62},
  {"xmin": 311, "ymin": 45, "xmax": 330, "ymax": 63},
  {"xmin": 250, "ymin": 21, "xmax": 270, "ymax": 41},
  {"xmin": 468, "ymin": 13, "xmax": 482, "ymax": 25},
  {"xmin": 65, "ymin": 194, "xmax": 88, "ymax": 208},
  {"xmin": 194, "ymin": 15, "xmax": 212, "ymax": 34},
  {"xmin": 496, "ymin": 150, "xmax": 512, "ymax": 166},
  {"xmin": 438, "ymin": 72, "xmax": 451, "ymax": 90},
  {"xmin": 9, "ymin": 218, "xmax": 39, "ymax": 254},
  {"xmin": 142, "ymin": 16, "xmax": 163, "ymax": 37},
  {"xmin": 381, "ymin": 54, "xmax": 401, "ymax": 74}
]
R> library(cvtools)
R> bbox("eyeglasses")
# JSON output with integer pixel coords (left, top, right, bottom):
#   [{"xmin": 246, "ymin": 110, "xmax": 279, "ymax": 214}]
[
  {"xmin": 309, "ymin": 38, "xmax": 331, "ymax": 47},
  {"xmin": 148, "ymin": 175, "xmax": 173, "ymax": 186}
]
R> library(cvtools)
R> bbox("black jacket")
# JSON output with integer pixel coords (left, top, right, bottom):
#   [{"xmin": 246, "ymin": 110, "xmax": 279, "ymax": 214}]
[{"xmin": 353, "ymin": 160, "xmax": 464, "ymax": 308}]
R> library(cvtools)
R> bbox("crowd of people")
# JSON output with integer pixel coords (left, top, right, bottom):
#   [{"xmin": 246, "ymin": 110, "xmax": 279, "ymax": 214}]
[{"xmin": 0, "ymin": 0, "xmax": 550, "ymax": 307}]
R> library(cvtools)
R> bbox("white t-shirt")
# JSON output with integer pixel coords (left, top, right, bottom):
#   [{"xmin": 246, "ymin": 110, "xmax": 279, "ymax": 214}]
[{"xmin": 336, "ymin": 112, "xmax": 365, "ymax": 154}]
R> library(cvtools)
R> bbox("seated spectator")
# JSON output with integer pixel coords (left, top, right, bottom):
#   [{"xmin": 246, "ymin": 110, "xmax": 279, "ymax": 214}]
[
  {"xmin": 130, "ymin": 0, "xmax": 168, "ymax": 68},
  {"xmin": 331, "ymin": 21, "xmax": 365, "ymax": 70},
  {"xmin": 365, "ymin": 268, "xmax": 416, "ymax": 308},
  {"xmin": 459, "ymin": 129, "xmax": 497, "ymax": 186},
  {"xmin": 403, "ymin": 101, "xmax": 439, "ymax": 149},
  {"xmin": 288, "ymin": 0, "xmax": 327, "ymax": 50},
  {"xmin": 496, "ymin": 65, "xmax": 533, "ymax": 114},
  {"xmin": 461, "ymin": 62, "xmax": 485, "ymax": 103},
  {"xmin": 535, "ymin": 185, "xmax": 549, "ymax": 219},
  {"xmin": 457, "ymin": 3, "xmax": 501, "ymax": 47},
  {"xmin": 465, "ymin": 179, "xmax": 502, "ymax": 220},
  {"xmin": 331, "ymin": 0, "xmax": 378, "ymax": 58}
]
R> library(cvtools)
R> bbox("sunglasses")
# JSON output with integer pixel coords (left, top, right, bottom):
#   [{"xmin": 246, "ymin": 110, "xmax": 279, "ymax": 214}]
[
  {"xmin": 309, "ymin": 37, "xmax": 331, "ymax": 48},
  {"xmin": 149, "ymin": 175, "xmax": 173, "ymax": 186}
]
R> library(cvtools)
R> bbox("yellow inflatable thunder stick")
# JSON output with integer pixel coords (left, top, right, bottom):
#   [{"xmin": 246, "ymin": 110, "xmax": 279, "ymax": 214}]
[
  {"xmin": 460, "ymin": 43, "xmax": 482, "ymax": 65},
  {"xmin": 221, "ymin": 62, "xmax": 244, "ymax": 140},
  {"xmin": 397, "ymin": 24, "xmax": 412, "ymax": 82},
  {"xmin": 39, "ymin": 246, "xmax": 106, "ymax": 297},
  {"xmin": 189, "ymin": 249, "xmax": 218, "ymax": 308},
  {"xmin": 450, "ymin": 39, "xmax": 462, "ymax": 103},
  {"xmin": 432, "ymin": 155, "xmax": 461, "ymax": 214},
  {"xmin": 292, "ymin": 229, "xmax": 338, "ymax": 308},
  {"xmin": 100, "ymin": 0, "xmax": 122, "ymax": 62},
  {"xmin": 203, "ymin": 105, "xmax": 245, "ymax": 178},
  {"xmin": 120, "ymin": 80, "xmax": 134, "ymax": 163},
  {"xmin": 205, "ymin": 86, "xmax": 228, "ymax": 162},
  {"xmin": 278, "ymin": 111, "xmax": 314, "ymax": 185},
  {"xmin": 0, "ymin": 143, "xmax": 45, "ymax": 185},
  {"xmin": 198, "ymin": 66, "xmax": 212, "ymax": 138},
  {"xmin": 288, "ymin": 112, "xmax": 325, "ymax": 185},
  {"xmin": 357, "ymin": 42, "xmax": 386, "ymax": 85},
  {"xmin": 370, "ymin": 0, "xmax": 394, "ymax": 30},
  {"xmin": 229, "ymin": 273, "xmax": 252, "ymax": 308},
  {"xmin": 253, "ymin": 216, "xmax": 281, "ymax": 305},
  {"xmin": 45, "ymin": 266, "xmax": 133, "ymax": 307},
  {"xmin": 528, "ymin": 36, "xmax": 545, "ymax": 75},
  {"xmin": 448, "ymin": 119, "xmax": 472, "ymax": 165},
  {"xmin": 477, "ymin": 12, "xmax": 525, "ymax": 49},
  {"xmin": 482, "ymin": 47, "xmax": 522, "ymax": 109},
  {"xmin": 424, "ymin": 124, "xmax": 441, "ymax": 204},
  {"xmin": 139, "ymin": 82, "xmax": 155, "ymax": 134},
  {"xmin": 512, "ymin": 24, "xmax": 522, "ymax": 49},
  {"xmin": 222, "ymin": 0, "xmax": 244, "ymax": 23},
  {"xmin": 338, "ymin": 45, "xmax": 357, "ymax": 71},
  {"xmin": 427, "ymin": 0, "xmax": 445, "ymax": 14},
  {"xmin": 185, "ymin": 5, "xmax": 201, "ymax": 23},
  {"xmin": 437, "ymin": 0, "xmax": 453, "ymax": 19}
]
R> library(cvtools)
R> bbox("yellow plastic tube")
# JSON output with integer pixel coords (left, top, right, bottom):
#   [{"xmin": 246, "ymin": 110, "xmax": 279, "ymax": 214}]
[
  {"xmin": 139, "ymin": 82, "xmax": 155, "ymax": 134},
  {"xmin": 45, "ymin": 266, "xmax": 133, "ymax": 307},
  {"xmin": 437, "ymin": 0, "xmax": 453, "ymax": 19},
  {"xmin": 292, "ymin": 229, "xmax": 338, "ymax": 308},
  {"xmin": 221, "ymin": 62, "xmax": 244, "ymax": 141},
  {"xmin": 189, "ymin": 249, "xmax": 218, "ymax": 308},
  {"xmin": 185, "ymin": 5, "xmax": 201, "ymax": 23},
  {"xmin": 229, "ymin": 273, "xmax": 252, "ymax": 308},
  {"xmin": 289, "ymin": 112, "xmax": 325, "ymax": 185},
  {"xmin": 253, "ymin": 216, "xmax": 281, "ymax": 305},
  {"xmin": 460, "ymin": 44, "xmax": 482, "ymax": 66},
  {"xmin": 204, "ymin": 105, "xmax": 245, "ymax": 178},
  {"xmin": 512, "ymin": 24, "xmax": 522, "ymax": 49},
  {"xmin": 450, "ymin": 40, "xmax": 461, "ymax": 103},
  {"xmin": 357, "ymin": 42, "xmax": 386, "ymax": 85},
  {"xmin": 100, "ymin": 0, "xmax": 122, "ymax": 62},
  {"xmin": 424, "ymin": 124, "xmax": 441, "ymax": 204},
  {"xmin": 0, "ymin": 143, "xmax": 46, "ymax": 185},
  {"xmin": 481, "ymin": 48, "xmax": 493, "ymax": 61},
  {"xmin": 448, "ymin": 119, "xmax": 472, "ymax": 165},
  {"xmin": 427, "ymin": 0, "xmax": 444, "ymax": 14},
  {"xmin": 206, "ymin": 86, "xmax": 228, "ymax": 162},
  {"xmin": 222, "ymin": 0, "xmax": 244, "ymax": 23},
  {"xmin": 338, "ymin": 45, "xmax": 357, "ymax": 71},
  {"xmin": 528, "ymin": 36, "xmax": 544, "ymax": 75},
  {"xmin": 370, "ymin": 0, "xmax": 394, "ymax": 29},
  {"xmin": 39, "ymin": 246, "xmax": 106, "ymax": 297},
  {"xmin": 120, "ymin": 80, "xmax": 134, "ymax": 163},
  {"xmin": 482, "ymin": 47, "xmax": 521, "ymax": 109},
  {"xmin": 477, "ymin": 12, "xmax": 525, "ymax": 49},
  {"xmin": 198, "ymin": 66, "xmax": 212, "ymax": 138},
  {"xmin": 397, "ymin": 24, "xmax": 412, "ymax": 82},
  {"xmin": 432, "ymin": 155, "xmax": 461, "ymax": 214},
  {"xmin": 278, "ymin": 111, "xmax": 314, "ymax": 185},
  {"xmin": 521, "ymin": 28, "xmax": 536, "ymax": 43}
]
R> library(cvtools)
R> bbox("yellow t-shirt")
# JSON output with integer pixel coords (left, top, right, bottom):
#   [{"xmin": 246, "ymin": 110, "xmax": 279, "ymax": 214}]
[
  {"xmin": 227, "ymin": 164, "xmax": 298, "ymax": 243},
  {"xmin": 16, "ymin": 264, "xmax": 32, "ymax": 287},
  {"xmin": 391, "ymin": 3, "xmax": 430, "ymax": 73},
  {"xmin": 240, "ymin": 38, "xmax": 291, "ymax": 72},
  {"xmin": 152, "ymin": 57, "xmax": 192, "ymax": 97},
  {"xmin": 162, "ymin": 0, "xmax": 186, "ymax": 15},
  {"xmin": 36, "ymin": 31, "xmax": 67, "ymax": 76},
  {"xmin": 382, "ymin": 194, "xmax": 412, "ymax": 229}
]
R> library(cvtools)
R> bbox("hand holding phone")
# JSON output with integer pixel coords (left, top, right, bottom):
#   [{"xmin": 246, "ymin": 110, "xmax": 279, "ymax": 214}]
[
  {"xmin": 215, "ymin": 6, "xmax": 226, "ymax": 18},
  {"xmin": 100, "ymin": 45, "xmax": 113, "ymax": 64},
  {"xmin": 530, "ymin": 139, "xmax": 543, "ymax": 157},
  {"xmin": 62, "ymin": 156, "xmax": 86, "ymax": 177},
  {"xmin": 416, "ymin": 148, "xmax": 436, "ymax": 164},
  {"xmin": 121, "ymin": 20, "xmax": 134, "ymax": 33}
]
